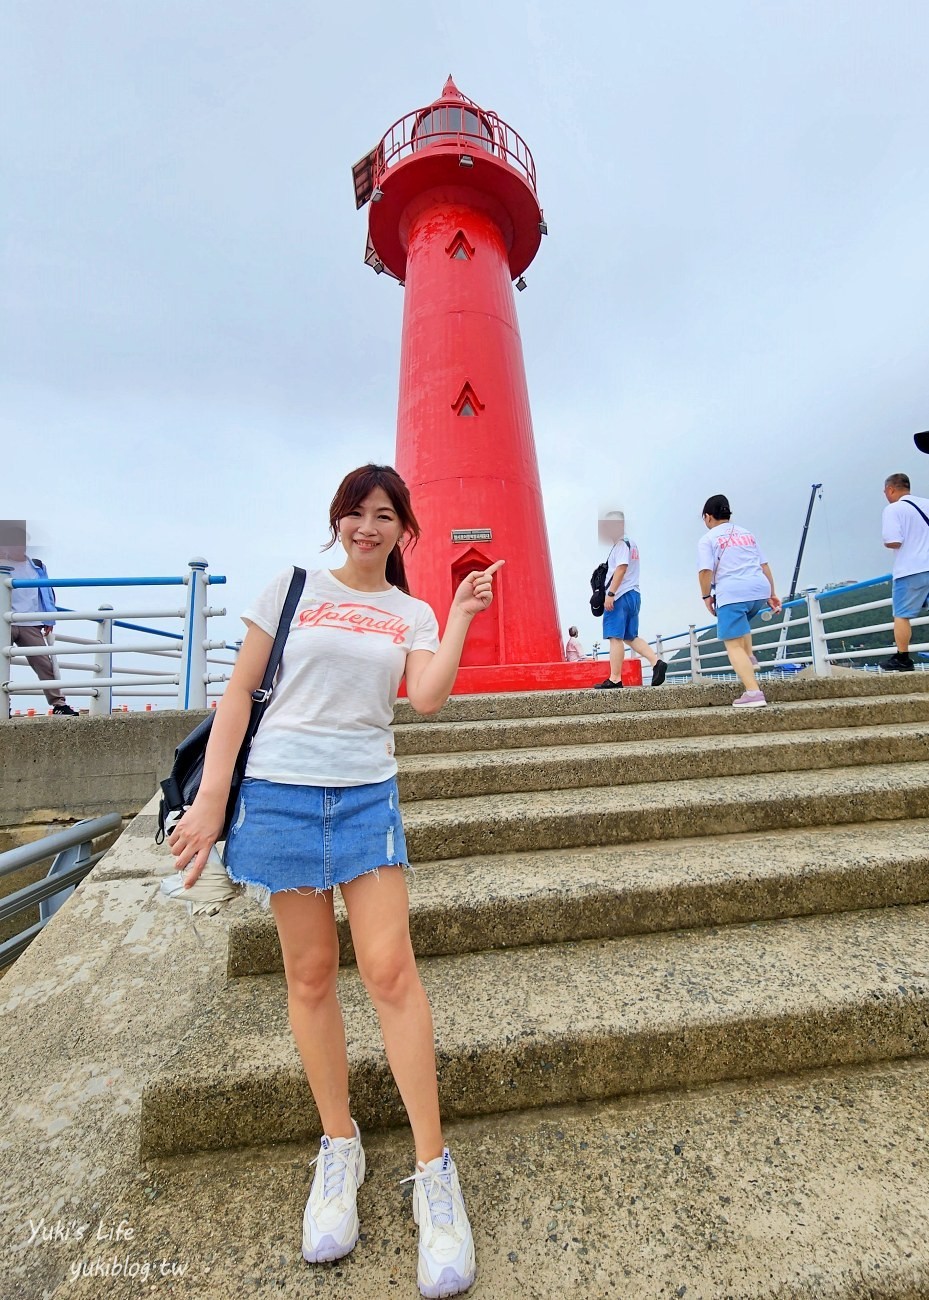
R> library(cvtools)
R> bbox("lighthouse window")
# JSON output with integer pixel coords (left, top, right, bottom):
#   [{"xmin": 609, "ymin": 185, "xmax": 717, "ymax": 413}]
[
  {"xmin": 413, "ymin": 107, "xmax": 493, "ymax": 152},
  {"xmin": 451, "ymin": 381, "xmax": 484, "ymax": 416},
  {"xmin": 446, "ymin": 230, "xmax": 475, "ymax": 261}
]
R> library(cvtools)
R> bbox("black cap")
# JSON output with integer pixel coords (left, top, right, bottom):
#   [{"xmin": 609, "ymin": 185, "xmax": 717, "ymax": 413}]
[{"xmin": 915, "ymin": 431, "xmax": 929, "ymax": 454}]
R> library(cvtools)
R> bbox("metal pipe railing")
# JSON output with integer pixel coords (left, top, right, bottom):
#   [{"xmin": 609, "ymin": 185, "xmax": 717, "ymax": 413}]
[
  {"xmin": 1, "ymin": 559, "xmax": 232, "ymax": 715},
  {"xmin": 649, "ymin": 575, "xmax": 904, "ymax": 683},
  {"xmin": 0, "ymin": 814, "xmax": 122, "ymax": 966}
]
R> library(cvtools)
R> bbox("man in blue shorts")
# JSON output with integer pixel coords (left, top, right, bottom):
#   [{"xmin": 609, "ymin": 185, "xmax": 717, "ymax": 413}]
[
  {"xmin": 594, "ymin": 512, "xmax": 668, "ymax": 689},
  {"xmin": 697, "ymin": 495, "xmax": 782, "ymax": 707},
  {"xmin": 881, "ymin": 472, "xmax": 929, "ymax": 672}
]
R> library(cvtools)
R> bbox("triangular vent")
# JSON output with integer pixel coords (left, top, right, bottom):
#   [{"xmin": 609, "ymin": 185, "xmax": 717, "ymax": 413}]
[
  {"xmin": 446, "ymin": 230, "xmax": 475, "ymax": 262},
  {"xmin": 451, "ymin": 381, "xmax": 485, "ymax": 417}
]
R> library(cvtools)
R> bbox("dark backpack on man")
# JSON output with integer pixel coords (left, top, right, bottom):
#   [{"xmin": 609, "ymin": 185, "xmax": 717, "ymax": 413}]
[{"xmin": 590, "ymin": 560, "xmax": 608, "ymax": 617}]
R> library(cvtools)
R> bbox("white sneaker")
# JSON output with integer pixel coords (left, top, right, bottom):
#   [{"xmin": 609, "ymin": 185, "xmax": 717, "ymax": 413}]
[
  {"xmin": 403, "ymin": 1148, "xmax": 475, "ymax": 1298},
  {"xmin": 302, "ymin": 1120, "xmax": 366, "ymax": 1263}
]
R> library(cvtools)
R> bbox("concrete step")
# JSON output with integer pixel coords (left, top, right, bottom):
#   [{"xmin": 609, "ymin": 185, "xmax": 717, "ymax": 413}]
[
  {"xmin": 392, "ymin": 671, "xmax": 929, "ymax": 727},
  {"xmin": 402, "ymin": 760, "xmax": 929, "ymax": 861},
  {"xmin": 142, "ymin": 900, "xmax": 929, "ymax": 1157},
  {"xmin": 396, "ymin": 721, "xmax": 929, "ymax": 802},
  {"xmin": 227, "ymin": 818, "xmax": 929, "ymax": 976},
  {"xmin": 394, "ymin": 690, "xmax": 929, "ymax": 756},
  {"xmin": 99, "ymin": 1059, "xmax": 929, "ymax": 1299}
]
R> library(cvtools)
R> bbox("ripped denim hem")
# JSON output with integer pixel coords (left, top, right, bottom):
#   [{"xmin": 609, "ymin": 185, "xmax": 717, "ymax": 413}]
[{"xmin": 226, "ymin": 860, "xmax": 414, "ymax": 910}]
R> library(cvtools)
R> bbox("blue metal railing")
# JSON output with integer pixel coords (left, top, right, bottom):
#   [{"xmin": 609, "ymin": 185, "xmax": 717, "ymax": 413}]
[
  {"xmin": 2, "ymin": 559, "xmax": 235, "ymax": 715},
  {"xmin": 646, "ymin": 574, "xmax": 909, "ymax": 682}
]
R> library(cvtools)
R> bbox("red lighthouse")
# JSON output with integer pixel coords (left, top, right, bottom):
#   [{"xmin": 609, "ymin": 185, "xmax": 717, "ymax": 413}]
[{"xmin": 354, "ymin": 78, "xmax": 601, "ymax": 691}]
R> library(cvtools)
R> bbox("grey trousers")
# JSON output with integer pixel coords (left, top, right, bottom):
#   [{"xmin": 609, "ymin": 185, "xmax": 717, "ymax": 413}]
[{"xmin": 11, "ymin": 625, "xmax": 66, "ymax": 706}]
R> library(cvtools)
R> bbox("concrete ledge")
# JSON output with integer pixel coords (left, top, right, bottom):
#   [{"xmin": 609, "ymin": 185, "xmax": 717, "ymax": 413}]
[
  {"xmin": 402, "ymin": 762, "xmax": 929, "ymax": 860},
  {"xmin": 392, "ymin": 671, "xmax": 929, "ymax": 725},
  {"xmin": 141, "ymin": 902, "xmax": 929, "ymax": 1157},
  {"xmin": 396, "ymin": 722, "xmax": 929, "ymax": 802},
  {"xmin": 0, "ymin": 710, "xmax": 206, "ymax": 827},
  {"xmin": 57, "ymin": 1059, "xmax": 929, "ymax": 1299},
  {"xmin": 394, "ymin": 691, "xmax": 929, "ymax": 755},
  {"xmin": 227, "ymin": 818, "xmax": 929, "ymax": 976}
]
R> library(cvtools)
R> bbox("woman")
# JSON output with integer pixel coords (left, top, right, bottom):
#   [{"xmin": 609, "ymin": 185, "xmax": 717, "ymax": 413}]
[
  {"xmin": 565, "ymin": 626, "xmax": 583, "ymax": 661},
  {"xmin": 697, "ymin": 493, "xmax": 781, "ymax": 707},
  {"xmin": 168, "ymin": 464, "xmax": 501, "ymax": 1298}
]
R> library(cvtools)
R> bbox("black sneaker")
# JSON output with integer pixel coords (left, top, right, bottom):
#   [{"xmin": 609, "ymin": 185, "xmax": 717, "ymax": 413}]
[
  {"xmin": 881, "ymin": 653, "xmax": 915, "ymax": 673},
  {"xmin": 593, "ymin": 678, "xmax": 623, "ymax": 690},
  {"xmin": 651, "ymin": 659, "xmax": 668, "ymax": 687},
  {"xmin": 52, "ymin": 703, "xmax": 79, "ymax": 715}
]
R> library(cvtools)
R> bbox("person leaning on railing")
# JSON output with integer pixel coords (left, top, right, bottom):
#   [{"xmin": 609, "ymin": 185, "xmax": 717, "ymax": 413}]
[{"xmin": 0, "ymin": 527, "xmax": 78, "ymax": 716}]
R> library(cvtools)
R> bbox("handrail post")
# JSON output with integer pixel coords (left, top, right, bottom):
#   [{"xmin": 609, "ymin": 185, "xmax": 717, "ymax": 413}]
[
  {"xmin": 774, "ymin": 605, "xmax": 792, "ymax": 661},
  {"xmin": 805, "ymin": 586, "xmax": 832, "ymax": 676},
  {"xmin": 654, "ymin": 633, "xmax": 664, "ymax": 661},
  {"xmin": 91, "ymin": 605, "xmax": 113, "ymax": 716},
  {"xmin": 0, "ymin": 564, "xmax": 12, "ymax": 719},
  {"xmin": 179, "ymin": 558, "xmax": 209, "ymax": 709},
  {"xmin": 688, "ymin": 624, "xmax": 704, "ymax": 683}
]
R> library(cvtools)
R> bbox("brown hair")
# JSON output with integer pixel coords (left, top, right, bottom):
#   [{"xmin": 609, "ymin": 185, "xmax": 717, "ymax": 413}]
[
  {"xmin": 324, "ymin": 464, "xmax": 421, "ymax": 594},
  {"xmin": 885, "ymin": 472, "xmax": 910, "ymax": 492}
]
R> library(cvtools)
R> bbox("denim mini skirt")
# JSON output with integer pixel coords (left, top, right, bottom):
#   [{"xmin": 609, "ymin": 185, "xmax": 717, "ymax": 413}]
[{"xmin": 223, "ymin": 775, "xmax": 409, "ymax": 905}]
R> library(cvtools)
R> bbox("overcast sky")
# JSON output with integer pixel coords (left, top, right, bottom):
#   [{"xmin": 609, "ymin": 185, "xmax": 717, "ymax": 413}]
[{"xmin": 4, "ymin": 0, "xmax": 927, "ymax": 682}]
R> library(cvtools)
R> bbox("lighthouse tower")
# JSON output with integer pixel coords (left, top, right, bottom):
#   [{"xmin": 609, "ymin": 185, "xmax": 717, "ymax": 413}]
[{"xmin": 354, "ymin": 77, "xmax": 565, "ymax": 673}]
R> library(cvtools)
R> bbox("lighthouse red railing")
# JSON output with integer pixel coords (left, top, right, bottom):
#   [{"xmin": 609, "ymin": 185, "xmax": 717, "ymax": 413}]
[{"xmin": 372, "ymin": 105, "xmax": 538, "ymax": 195}]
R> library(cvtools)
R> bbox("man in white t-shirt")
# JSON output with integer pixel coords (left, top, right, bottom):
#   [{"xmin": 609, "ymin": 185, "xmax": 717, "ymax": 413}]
[
  {"xmin": 881, "ymin": 471, "xmax": 929, "ymax": 672},
  {"xmin": 697, "ymin": 494, "xmax": 782, "ymax": 708},
  {"xmin": 594, "ymin": 512, "xmax": 668, "ymax": 689}
]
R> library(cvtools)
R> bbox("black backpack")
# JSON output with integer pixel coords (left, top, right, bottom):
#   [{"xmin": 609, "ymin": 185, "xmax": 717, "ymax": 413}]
[{"xmin": 590, "ymin": 560, "xmax": 608, "ymax": 617}]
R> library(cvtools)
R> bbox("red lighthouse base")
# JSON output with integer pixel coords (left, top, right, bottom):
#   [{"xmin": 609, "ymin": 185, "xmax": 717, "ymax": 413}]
[
  {"xmin": 398, "ymin": 659, "xmax": 612, "ymax": 698},
  {"xmin": 451, "ymin": 660, "xmax": 608, "ymax": 694}
]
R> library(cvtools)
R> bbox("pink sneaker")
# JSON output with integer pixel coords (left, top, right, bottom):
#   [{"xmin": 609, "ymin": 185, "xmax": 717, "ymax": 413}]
[{"xmin": 733, "ymin": 690, "xmax": 766, "ymax": 709}]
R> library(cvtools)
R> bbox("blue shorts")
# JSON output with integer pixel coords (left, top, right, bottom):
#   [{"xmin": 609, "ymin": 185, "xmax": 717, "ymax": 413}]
[
  {"xmin": 603, "ymin": 589, "xmax": 641, "ymax": 640},
  {"xmin": 893, "ymin": 571, "xmax": 929, "ymax": 619},
  {"xmin": 716, "ymin": 598, "xmax": 769, "ymax": 641},
  {"xmin": 223, "ymin": 775, "xmax": 409, "ymax": 904}
]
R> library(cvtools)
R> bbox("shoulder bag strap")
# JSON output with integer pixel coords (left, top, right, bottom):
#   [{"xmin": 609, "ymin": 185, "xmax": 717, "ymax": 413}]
[
  {"xmin": 243, "ymin": 565, "xmax": 306, "ymax": 745},
  {"xmin": 904, "ymin": 499, "xmax": 929, "ymax": 528}
]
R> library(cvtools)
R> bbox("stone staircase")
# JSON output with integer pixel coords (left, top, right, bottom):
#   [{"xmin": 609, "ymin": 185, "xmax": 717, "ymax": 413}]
[
  {"xmin": 7, "ymin": 672, "xmax": 923, "ymax": 1300},
  {"xmin": 105, "ymin": 672, "xmax": 929, "ymax": 1297}
]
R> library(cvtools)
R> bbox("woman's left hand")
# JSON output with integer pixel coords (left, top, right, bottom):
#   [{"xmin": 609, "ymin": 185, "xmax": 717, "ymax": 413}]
[{"xmin": 452, "ymin": 560, "xmax": 505, "ymax": 617}]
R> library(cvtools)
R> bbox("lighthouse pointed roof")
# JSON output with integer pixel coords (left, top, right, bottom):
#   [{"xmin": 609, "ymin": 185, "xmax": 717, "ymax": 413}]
[{"xmin": 440, "ymin": 74, "xmax": 465, "ymax": 101}]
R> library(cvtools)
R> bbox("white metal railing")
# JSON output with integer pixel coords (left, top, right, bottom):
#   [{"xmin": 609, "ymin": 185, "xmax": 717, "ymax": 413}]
[
  {"xmin": 645, "ymin": 574, "xmax": 916, "ymax": 682},
  {"xmin": 1, "ymin": 558, "xmax": 238, "ymax": 716}
]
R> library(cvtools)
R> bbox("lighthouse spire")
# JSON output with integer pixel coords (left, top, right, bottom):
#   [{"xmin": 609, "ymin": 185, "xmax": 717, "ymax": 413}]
[{"xmin": 441, "ymin": 74, "xmax": 464, "ymax": 100}]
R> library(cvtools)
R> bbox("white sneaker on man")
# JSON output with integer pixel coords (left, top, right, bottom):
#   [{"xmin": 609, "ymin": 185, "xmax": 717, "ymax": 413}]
[
  {"xmin": 404, "ymin": 1148, "xmax": 475, "ymax": 1298},
  {"xmin": 302, "ymin": 1120, "xmax": 365, "ymax": 1263}
]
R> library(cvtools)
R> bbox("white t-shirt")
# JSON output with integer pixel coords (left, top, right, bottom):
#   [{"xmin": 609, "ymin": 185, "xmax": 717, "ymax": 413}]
[
  {"xmin": 697, "ymin": 522, "xmax": 770, "ymax": 606},
  {"xmin": 882, "ymin": 495, "xmax": 929, "ymax": 579},
  {"xmin": 241, "ymin": 568, "xmax": 440, "ymax": 787},
  {"xmin": 606, "ymin": 538, "xmax": 640, "ymax": 597}
]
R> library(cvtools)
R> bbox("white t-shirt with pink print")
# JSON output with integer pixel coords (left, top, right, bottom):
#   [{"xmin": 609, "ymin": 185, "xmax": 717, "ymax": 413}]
[
  {"xmin": 697, "ymin": 523, "xmax": 771, "ymax": 606},
  {"xmin": 240, "ymin": 568, "xmax": 440, "ymax": 787}
]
